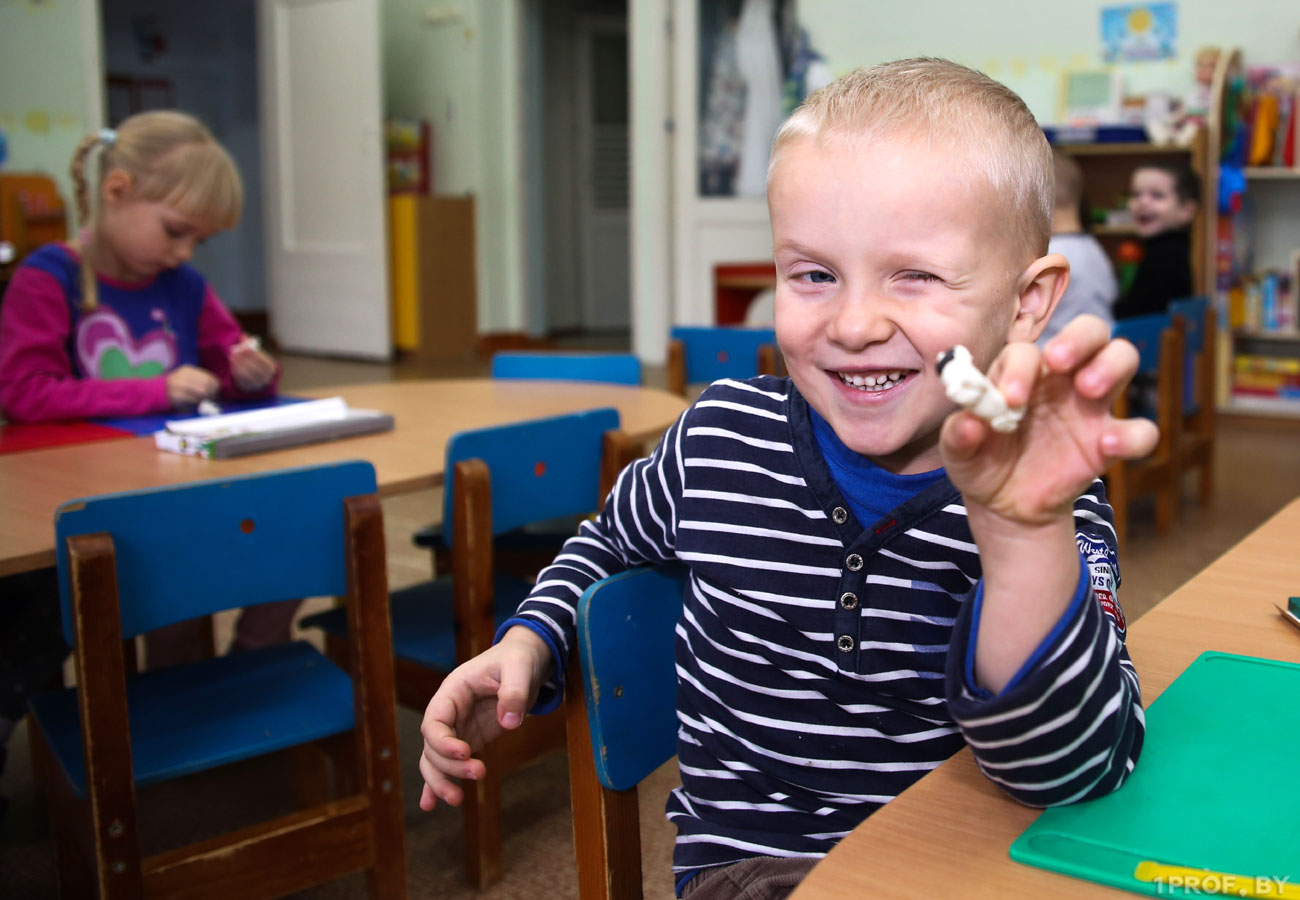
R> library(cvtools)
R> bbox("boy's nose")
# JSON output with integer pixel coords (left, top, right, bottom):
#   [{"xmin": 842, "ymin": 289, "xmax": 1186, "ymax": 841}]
[{"xmin": 827, "ymin": 292, "xmax": 895, "ymax": 348}]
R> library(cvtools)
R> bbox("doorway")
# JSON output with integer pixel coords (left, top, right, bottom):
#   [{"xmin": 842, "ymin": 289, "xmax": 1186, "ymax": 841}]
[
  {"xmin": 99, "ymin": 0, "xmax": 264, "ymax": 317},
  {"xmin": 537, "ymin": 0, "xmax": 630, "ymax": 341}
]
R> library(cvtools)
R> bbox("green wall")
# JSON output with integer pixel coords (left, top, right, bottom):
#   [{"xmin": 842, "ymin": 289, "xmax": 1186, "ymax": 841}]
[{"xmin": 0, "ymin": 0, "xmax": 98, "ymax": 227}]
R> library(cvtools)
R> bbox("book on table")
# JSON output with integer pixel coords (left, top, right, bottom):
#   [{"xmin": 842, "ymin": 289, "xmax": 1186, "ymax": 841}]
[{"xmin": 154, "ymin": 396, "xmax": 393, "ymax": 459}]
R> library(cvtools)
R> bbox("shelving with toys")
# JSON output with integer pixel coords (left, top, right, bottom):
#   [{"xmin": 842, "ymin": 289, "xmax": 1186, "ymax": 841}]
[{"xmin": 1212, "ymin": 51, "xmax": 1300, "ymax": 418}]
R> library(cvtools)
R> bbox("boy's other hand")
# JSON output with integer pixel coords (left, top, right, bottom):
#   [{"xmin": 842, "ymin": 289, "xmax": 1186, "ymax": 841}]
[
  {"xmin": 166, "ymin": 364, "xmax": 220, "ymax": 408},
  {"xmin": 418, "ymin": 626, "xmax": 552, "ymax": 811},
  {"xmin": 940, "ymin": 314, "xmax": 1158, "ymax": 525},
  {"xmin": 230, "ymin": 336, "xmax": 277, "ymax": 391}
]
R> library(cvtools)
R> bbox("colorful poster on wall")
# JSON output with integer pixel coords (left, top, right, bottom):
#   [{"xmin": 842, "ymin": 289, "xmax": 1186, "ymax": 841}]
[{"xmin": 1101, "ymin": 3, "xmax": 1178, "ymax": 63}]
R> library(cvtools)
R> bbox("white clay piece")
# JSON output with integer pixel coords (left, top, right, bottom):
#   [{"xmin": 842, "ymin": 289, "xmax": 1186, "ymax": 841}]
[{"xmin": 936, "ymin": 345, "xmax": 1024, "ymax": 433}]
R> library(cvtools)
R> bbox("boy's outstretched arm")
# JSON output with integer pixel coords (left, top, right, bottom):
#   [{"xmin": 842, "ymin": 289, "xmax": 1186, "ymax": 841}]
[
  {"xmin": 419, "ymin": 403, "xmax": 691, "ymax": 810},
  {"xmin": 941, "ymin": 314, "xmax": 1156, "ymax": 804}
]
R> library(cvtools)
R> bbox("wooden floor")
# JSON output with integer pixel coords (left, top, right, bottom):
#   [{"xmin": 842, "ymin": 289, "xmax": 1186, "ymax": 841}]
[{"xmin": 3, "ymin": 349, "xmax": 1299, "ymax": 899}]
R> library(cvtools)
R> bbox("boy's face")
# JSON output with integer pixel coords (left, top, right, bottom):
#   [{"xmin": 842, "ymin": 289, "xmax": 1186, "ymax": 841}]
[
  {"xmin": 1129, "ymin": 168, "xmax": 1196, "ymax": 238},
  {"xmin": 769, "ymin": 134, "xmax": 1038, "ymax": 475}
]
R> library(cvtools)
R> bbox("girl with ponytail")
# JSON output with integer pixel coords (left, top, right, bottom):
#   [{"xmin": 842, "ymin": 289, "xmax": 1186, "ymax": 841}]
[{"xmin": 0, "ymin": 110, "xmax": 278, "ymax": 422}]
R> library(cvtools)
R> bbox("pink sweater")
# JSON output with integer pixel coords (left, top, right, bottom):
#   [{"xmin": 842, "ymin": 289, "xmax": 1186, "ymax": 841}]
[{"xmin": 0, "ymin": 244, "xmax": 278, "ymax": 423}]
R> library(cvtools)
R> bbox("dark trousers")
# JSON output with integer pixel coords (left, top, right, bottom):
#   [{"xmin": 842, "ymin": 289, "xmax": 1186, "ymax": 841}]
[{"xmin": 681, "ymin": 856, "xmax": 819, "ymax": 900}]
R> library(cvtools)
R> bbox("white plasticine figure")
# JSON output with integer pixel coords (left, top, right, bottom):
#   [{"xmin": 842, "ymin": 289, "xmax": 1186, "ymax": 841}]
[
  {"xmin": 197, "ymin": 399, "xmax": 222, "ymax": 416},
  {"xmin": 936, "ymin": 345, "xmax": 1024, "ymax": 433}
]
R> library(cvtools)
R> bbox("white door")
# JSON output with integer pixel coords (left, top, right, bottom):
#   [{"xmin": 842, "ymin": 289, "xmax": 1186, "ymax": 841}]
[
  {"xmin": 576, "ymin": 17, "xmax": 631, "ymax": 332},
  {"xmin": 258, "ymin": 0, "xmax": 390, "ymax": 359}
]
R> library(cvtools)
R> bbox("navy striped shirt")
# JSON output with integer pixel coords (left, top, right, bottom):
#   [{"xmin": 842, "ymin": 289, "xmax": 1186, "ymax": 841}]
[{"xmin": 509, "ymin": 376, "xmax": 1144, "ymax": 875}]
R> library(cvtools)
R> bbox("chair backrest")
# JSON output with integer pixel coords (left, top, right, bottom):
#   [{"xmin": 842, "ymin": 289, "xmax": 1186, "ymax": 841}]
[
  {"xmin": 1169, "ymin": 295, "xmax": 1210, "ymax": 415},
  {"xmin": 491, "ymin": 352, "xmax": 642, "ymax": 386},
  {"xmin": 53, "ymin": 460, "xmax": 377, "ymax": 643},
  {"xmin": 670, "ymin": 325, "xmax": 777, "ymax": 385},
  {"xmin": 575, "ymin": 566, "xmax": 687, "ymax": 791},
  {"xmin": 1113, "ymin": 313, "xmax": 1172, "ymax": 376},
  {"xmin": 441, "ymin": 407, "xmax": 621, "ymax": 540},
  {"xmin": 1168, "ymin": 296, "xmax": 1208, "ymax": 355}
]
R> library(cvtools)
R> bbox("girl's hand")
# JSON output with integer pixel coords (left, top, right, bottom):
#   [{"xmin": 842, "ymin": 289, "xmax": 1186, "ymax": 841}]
[
  {"xmin": 939, "ymin": 314, "xmax": 1159, "ymax": 525},
  {"xmin": 166, "ymin": 365, "xmax": 220, "ymax": 408},
  {"xmin": 418, "ymin": 626, "xmax": 552, "ymax": 811},
  {"xmin": 230, "ymin": 336, "xmax": 277, "ymax": 391}
]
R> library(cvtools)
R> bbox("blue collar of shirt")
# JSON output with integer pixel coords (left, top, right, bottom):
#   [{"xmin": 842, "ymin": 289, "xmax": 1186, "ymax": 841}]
[{"xmin": 808, "ymin": 405, "xmax": 947, "ymax": 529}]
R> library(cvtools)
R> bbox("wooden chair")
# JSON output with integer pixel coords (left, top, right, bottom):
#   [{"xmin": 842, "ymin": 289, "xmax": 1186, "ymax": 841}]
[
  {"xmin": 26, "ymin": 461, "xmax": 406, "ymax": 900},
  {"xmin": 1169, "ymin": 296, "xmax": 1217, "ymax": 507},
  {"xmin": 304, "ymin": 408, "xmax": 639, "ymax": 889},
  {"xmin": 666, "ymin": 326, "xmax": 781, "ymax": 397},
  {"xmin": 565, "ymin": 566, "xmax": 688, "ymax": 900},
  {"xmin": 1107, "ymin": 314, "xmax": 1185, "ymax": 551},
  {"xmin": 414, "ymin": 352, "xmax": 643, "ymax": 576}
]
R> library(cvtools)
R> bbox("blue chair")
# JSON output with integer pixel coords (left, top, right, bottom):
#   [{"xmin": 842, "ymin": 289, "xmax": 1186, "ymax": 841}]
[
  {"xmin": 491, "ymin": 351, "xmax": 642, "ymax": 386},
  {"xmin": 1109, "ymin": 314, "xmax": 1185, "ymax": 549},
  {"xmin": 1169, "ymin": 296, "xmax": 1217, "ymax": 506},
  {"xmin": 415, "ymin": 351, "xmax": 643, "ymax": 571},
  {"xmin": 26, "ymin": 461, "xmax": 406, "ymax": 899},
  {"xmin": 565, "ymin": 566, "xmax": 687, "ymax": 900},
  {"xmin": 667, "ymin": 325, "xmax": 780, "ymax": 396},
  {"xmin": 303, "ymin": 408, "xmax": 637, "ymax": 889}
]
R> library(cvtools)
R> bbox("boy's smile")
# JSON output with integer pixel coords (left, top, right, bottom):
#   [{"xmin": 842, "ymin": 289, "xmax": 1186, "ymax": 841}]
[
  {"xmin": 769, "ymin": 134, "xmax": 1042, "ymax": 475},
  {"xmin": 1128, "ymin": 168, "xmax": 1195, "ymax": 238}
]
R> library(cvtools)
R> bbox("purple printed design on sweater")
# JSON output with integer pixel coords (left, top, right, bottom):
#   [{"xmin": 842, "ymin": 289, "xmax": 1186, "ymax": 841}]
[{"xmin": 75, "ymin": 307, "xmax": 177, "ymax": 380}]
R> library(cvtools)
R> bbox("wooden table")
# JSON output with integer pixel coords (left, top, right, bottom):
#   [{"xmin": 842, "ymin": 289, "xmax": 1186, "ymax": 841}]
[
  {"xmin": 0, "ymin": 378, "xmax": 687, "ymax": 577},
  {"xmin": 791, "ymin": 497, "xmax": 1300, "ymax": 900}
]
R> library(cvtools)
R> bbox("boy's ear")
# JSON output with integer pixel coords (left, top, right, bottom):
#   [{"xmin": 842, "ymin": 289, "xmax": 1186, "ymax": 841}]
[
  {"xmin": 100, "ymin": 169, "xmax": 134, "ymax": 206},
  {"xmin": 1008, "ymin": 253, "xmax": 1069, "ymax": 343}
]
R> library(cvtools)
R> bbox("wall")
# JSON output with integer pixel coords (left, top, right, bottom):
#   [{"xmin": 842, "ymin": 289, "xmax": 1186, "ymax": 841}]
[
  {"xmin": 800, "ymin": 0, "xmax": 1300, "ymax": 124},
  {"xmin": 0, "ymin": 0, "xmax": 100, "ymax": 227},
  {"xmin": 100, "ymin": 0, "xmax": 263, "ymax": 312},
  {"xmin": 381, "ymin": 0, "xmax": 525, "ymax": 334}
]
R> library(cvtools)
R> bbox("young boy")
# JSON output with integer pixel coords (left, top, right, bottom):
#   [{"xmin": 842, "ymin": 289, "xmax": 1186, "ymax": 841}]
[
  {"xmin": 1041, "ymin": 151, "xmax": 1118, "ymax": 344},
  {"xmin": 418, "ymin": 59, "xmax": 1156, "ymax": 899},
  {"xmin": 1113, "ymin": 160, "xmax": 1200, "ymax": 320}
]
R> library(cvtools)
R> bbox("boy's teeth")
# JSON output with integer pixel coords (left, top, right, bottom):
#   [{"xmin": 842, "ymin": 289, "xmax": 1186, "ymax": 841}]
[{"xmin": 838, "ymin": 371, "xmax": 905, "ymax": 392}]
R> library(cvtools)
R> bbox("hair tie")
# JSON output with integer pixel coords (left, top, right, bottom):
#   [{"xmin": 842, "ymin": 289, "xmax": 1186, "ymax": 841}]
[{"xmin": 99, "ymin": 128, "xmax": 117, "ymax": 147}]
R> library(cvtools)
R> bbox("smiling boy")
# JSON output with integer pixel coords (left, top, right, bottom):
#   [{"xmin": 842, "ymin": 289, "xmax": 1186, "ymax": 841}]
[
  {"xmin": 418, "ymin": 59, "xmax": 1156, "ymax": 900},
  {"xmin": 1114, "ymin": 161, "xmax": 1200, "ymax": 319}
]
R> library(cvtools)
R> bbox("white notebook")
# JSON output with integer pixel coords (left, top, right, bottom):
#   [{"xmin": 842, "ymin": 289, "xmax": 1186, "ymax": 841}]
[{"xmin": 154, "ymin": 397, "xmax": 394, "ymax": 459}]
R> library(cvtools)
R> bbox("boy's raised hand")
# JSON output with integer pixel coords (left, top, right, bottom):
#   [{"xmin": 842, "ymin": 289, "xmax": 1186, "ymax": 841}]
[
  {"xmin": 939, "ymin": 314, "xmax": 1159, "ymax": 524},
  {"xmin": 418, "ymin": 626, "xmax": 552, "ymax": 811}
]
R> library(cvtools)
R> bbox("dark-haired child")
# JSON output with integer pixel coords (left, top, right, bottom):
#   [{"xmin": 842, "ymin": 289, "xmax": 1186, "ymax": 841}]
[{"xmin": 1113, "ymin": 161, "xmax": 1199, "ymax": 320}]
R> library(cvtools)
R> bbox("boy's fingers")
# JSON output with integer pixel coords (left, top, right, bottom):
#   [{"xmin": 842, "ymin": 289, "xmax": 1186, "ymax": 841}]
[
  {"xmin": 1074, "ymin": 337, "xmax": 1140, "ymax": 403},
  {"xmin": 1043, "ymin": 314, "xmax": 1112, "ymax": 373},
  {"xmin": 939, "ymin": 410, "xmax": 989, "ymax": 463},
  {"xmin": 496, "ymin": 652, "xmax": 535, "ymax": 730},
  {"xmin": 1100, "ymin": 417, "xmax": 1159, "ymax": 462},
  {"xmin": 988, "ymin": 341, "xmax": 1041, "ymax": 407},
  {"xmin": 418, "ymin": 754, "xmax": 464, "ymax": 808}
]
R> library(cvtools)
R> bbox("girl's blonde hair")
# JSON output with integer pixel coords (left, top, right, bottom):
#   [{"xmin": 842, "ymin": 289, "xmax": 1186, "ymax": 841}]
[
  {"xmin": 769, "ymin": 58, "xmax": 1054, "ymax": 267},
  {"xmin": 70, "ymin": 110, "xmax": 242, "ymax": 309}
]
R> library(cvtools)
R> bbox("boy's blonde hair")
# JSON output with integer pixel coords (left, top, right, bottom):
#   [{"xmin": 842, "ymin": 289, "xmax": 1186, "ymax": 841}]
[
  {"xmin": 770, "ymin": 58, "xmax": 1054, "ymax": 265},
  {"xmin": 70, "ymin": 110, "xmax": 242, "ymax": 309}
]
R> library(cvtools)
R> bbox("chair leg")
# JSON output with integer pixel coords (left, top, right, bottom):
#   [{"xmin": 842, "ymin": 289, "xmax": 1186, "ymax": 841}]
[
  {"xmin": 1197, "ymin": 447, "xmax": 1214, "ymax": 507},
  {"xmin": 29, "ymin": 724, "xmax": 94, "ymax": 898},
  {"xmin": 462, "ymin": 767, "xmax": 503, "ymax": 889},
  {"xmin": 1154, "ymin": 480, "xmax": 1178, "ymax": 534}
]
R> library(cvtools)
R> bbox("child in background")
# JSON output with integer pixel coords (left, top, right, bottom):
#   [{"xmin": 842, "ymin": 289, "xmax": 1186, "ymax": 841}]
[
  {"xmin": 1039, "ymin": 151, "xmax": 1118, "ymax": 345},
  {"xmin": 0, "ymin": 110, "xmax": 277, "ymax": 421},
  {"xmin": 0, "ymin": 112, "xmax": 293, "ymax": 677},
  {"xmin": 1113, "ymin": 160, "xmax": 1199, "ymax": 320},
  {"xmin": 418, "ymin": 59, "xmax": 1154, "ymax": 899}
]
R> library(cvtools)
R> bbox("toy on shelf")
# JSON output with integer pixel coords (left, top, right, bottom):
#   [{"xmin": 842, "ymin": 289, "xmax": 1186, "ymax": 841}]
[{"xmin": 1148, "ymin": 46, "xmax": 1221, "ymax": 147}]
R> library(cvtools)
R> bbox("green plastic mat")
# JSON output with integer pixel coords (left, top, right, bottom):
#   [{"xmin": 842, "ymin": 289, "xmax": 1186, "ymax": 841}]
[{"xmin": 1010, "ymin": 652, "xmax": 1300, "ymax": 897}]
